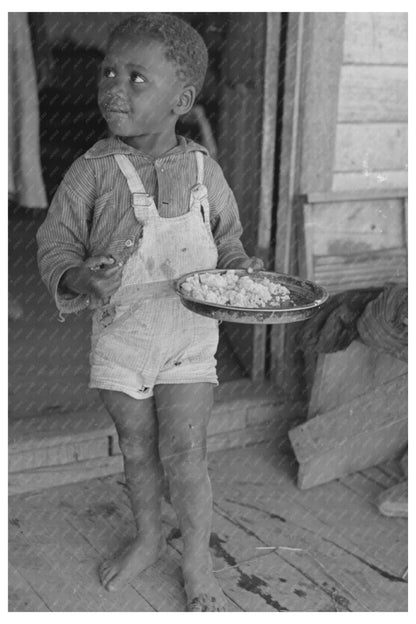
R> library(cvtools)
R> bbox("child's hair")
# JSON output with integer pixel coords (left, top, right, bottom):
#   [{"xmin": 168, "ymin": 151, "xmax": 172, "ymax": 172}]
[{"xmin": 108, "ymin": 13, "xmax": 208, "ymax": 96}]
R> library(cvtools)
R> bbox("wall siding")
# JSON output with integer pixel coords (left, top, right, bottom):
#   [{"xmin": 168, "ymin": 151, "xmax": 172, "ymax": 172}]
[
  {"xmin": 343, "ymin": 12, "xmax": 408, "ymax": 65},
  {"xmin": 333, "ymin": 13, "xmax": 408, "ymax": 192},
  {"xmin": 338, "ymin": 65, "xmax": 407, "ymax": 123},
  {"xmin": 334, "ymin": 123, "xmax": 407, "ymax": 172}
]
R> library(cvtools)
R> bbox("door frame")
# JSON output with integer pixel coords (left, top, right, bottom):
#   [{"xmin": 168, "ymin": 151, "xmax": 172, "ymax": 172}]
[{"xmin": 251, "ymin": 12, "xmax": 282, "ymax": 381}]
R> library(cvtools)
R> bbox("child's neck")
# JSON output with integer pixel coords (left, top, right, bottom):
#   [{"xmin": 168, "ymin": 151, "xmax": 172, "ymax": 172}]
[{"xmin": 120, "ymin": 128, "xmax": 178, "ymax": 159}]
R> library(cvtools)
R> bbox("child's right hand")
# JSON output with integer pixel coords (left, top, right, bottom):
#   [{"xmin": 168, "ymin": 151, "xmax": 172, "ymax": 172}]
[{"xmin": 61, "ymin": 255, "xmax": 123, "ymax": 305}]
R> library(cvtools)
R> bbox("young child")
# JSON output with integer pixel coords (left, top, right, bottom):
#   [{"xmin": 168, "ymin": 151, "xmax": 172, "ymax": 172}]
[{"xmin": 37, "ymin": 13, "xmax": 263, "ymax": 612}]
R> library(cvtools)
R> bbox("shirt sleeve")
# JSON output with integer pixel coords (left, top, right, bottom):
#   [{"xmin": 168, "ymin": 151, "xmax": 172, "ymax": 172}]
[
  {"xmin": 205, "ymin": 158, "xmax": 250, "ymax": 269},
  {"xmin": 36, "ymin": 157, "xmax": 96, "ymax": 314}
]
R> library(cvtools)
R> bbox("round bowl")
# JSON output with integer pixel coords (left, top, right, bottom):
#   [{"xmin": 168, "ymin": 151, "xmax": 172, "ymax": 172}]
[{"xmin": 175, "ymin": 269, "xmax": 329, "ymax": 325}]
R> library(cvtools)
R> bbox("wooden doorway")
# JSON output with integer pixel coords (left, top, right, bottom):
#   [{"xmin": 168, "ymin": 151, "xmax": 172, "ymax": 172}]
[{"xmin": 217, "ymin": 13, "xmax": 283, "ymax": 381}]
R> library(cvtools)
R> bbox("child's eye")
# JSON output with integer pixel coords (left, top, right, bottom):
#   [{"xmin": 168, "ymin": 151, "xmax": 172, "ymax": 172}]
[
  {"xmin": 102, "ymin": 67, "xmax": 116, "ymax": 79},
  {"xmin": 131, "ymin": 72, "xmax": 145, "ymax": 84}
]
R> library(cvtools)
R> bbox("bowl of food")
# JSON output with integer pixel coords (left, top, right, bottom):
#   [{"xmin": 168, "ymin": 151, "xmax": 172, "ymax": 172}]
[{"xmin": 175, "ymin": 269, "xmax": 328, "ymax": 324}]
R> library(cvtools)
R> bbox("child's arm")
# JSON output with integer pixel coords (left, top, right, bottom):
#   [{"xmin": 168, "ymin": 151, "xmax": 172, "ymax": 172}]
[{"xmin": 36, "ymin": 159, "xmax": 122, "ymax": 314}]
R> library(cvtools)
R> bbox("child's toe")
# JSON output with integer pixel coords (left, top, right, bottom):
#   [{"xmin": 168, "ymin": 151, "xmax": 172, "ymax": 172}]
[{"xmin": 187, "ymin": 593, "xmax": 227, "ymax": 612}]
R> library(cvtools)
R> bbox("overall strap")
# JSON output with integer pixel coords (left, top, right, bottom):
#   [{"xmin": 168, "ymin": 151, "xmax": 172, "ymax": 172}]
[
  {"xmin": 195, "ymin": 151, "xmax": 204, "ymax": 185},
  {"xmin": 114, "ymin": 154, "xmax": 148, "ymax": 194}
]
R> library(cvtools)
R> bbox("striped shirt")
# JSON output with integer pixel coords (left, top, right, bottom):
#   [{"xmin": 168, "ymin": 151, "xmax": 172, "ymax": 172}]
[{"xmin": 36, "ymin": 135, "xmax": 249, "ymax": 314}]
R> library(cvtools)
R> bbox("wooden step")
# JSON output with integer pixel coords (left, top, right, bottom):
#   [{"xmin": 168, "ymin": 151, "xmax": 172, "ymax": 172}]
[{"xmin": 9, "ymin": 382, "xmax": 304, "ymax": 495}]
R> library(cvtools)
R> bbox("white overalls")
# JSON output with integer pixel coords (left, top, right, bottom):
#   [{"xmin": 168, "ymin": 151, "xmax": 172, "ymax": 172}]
[{"xmin": 89, "ymin": 151, "xmax": 219, "ymax": 400}]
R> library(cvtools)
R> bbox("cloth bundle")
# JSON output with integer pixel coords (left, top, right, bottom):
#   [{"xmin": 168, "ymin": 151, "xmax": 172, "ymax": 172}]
[
  {"xmin": 297, "ymin": 288, "xmax": 383, "ymax": 354},
  {"xmin": 357, "ymin": 283, "xmax": 408, "ymax": 361}
]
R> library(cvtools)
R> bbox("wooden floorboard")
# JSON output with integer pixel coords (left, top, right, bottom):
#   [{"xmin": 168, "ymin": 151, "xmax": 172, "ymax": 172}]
[
  {"xmin": 8, "ymin": 564, "xmax": 51, "ymax": 612},
  {"xmin": 9, "ymin": 442, "xmax": 407, "ymax": 612}
]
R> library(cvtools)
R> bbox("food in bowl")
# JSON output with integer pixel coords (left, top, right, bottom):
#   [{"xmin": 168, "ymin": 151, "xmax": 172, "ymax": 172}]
[{"xmin": 180, "ymin": 270, "xmax": 292, "ymax": 308}]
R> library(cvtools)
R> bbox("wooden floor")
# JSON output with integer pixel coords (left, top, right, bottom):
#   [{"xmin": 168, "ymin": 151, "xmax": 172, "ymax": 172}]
[{"xmin": 9, "ymin": 441, "xmax": 408, "ymax": 612}]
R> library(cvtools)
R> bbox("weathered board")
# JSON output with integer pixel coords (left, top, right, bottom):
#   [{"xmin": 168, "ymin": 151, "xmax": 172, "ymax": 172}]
[
  {"xmin": 343, "ymin": 13, "xmax": 408, "ymax": 65},
  {"xmin": 9, "ymin": 381, "xmax": 301, "ymax": 494},
  {"xmin": 9, "ymin": 437, "xmax": 110, "ymax": 473},
  {"xmin": 308, "ymin": 341, "xmax": 408, "ymax": 419},
  {"xmin": 332, "ymin": 171, "xmax": 408, "ymax": 192},
  {"xmin": 338, "ymin": 65, "xmax": 407, "ymax": 123},
  {"xmin": 9, "ymin": 442, "xmax": 408, "ymax": 612},
  {"xmin": 289, "ymin": 374, "xmax": 407, "ymax": 489},
  {"xmin": 300, "ymin": 193, "xmax": 408, "ymax": 292},
  {"xmin": 334, "ymin": 123, "xmax": 408, "ymax": 172}
]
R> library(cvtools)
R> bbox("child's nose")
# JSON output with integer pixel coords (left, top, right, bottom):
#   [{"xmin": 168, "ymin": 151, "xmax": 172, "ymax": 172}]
[{"xmin": 100, "ymin": 75, "xmax": 126, "ymax": 98}]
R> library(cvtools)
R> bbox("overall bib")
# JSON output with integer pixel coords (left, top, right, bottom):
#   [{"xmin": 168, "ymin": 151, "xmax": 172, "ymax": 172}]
[{"xmin": 89, "ymin": 151, "xmax": 219, "ymax": 400}]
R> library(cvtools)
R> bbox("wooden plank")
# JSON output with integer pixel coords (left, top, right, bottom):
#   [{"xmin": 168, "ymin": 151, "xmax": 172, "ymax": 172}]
[
  {"xmin": 9, "ymin": 408, "xmax": 113, "ymax": 452},
  {"xmin": 340, "ymin": 466, "xmax": 404, "ymax": 500},
  {"xmin": 9, "ymin": 442, "xmax": 407, "ymax": 612},
  {"xmin": 296, "ymin": 421, "xmax": 407, "ymax": 489},
  {"xmin": 251, "ymin": 13, "xmax": 282, "ymax": 382},
  {"xmin": 300, "ymin": 195, "xmax": 407, "ymax": 292},
  {"xmin": 315, "ymin": 264, "xmax": 407, "ymax": 283},
  {"xmin": 271, "ymin": 13, "xmax": 305, "ymax": 385},
  {"xmin": 332, "ymin": 170, "xmax": 408, "ymax": 192},
  {"xmin": 257, "ymin": 12, "xmax": 281, "ymax": 259},
  {"xmin": 212, "ymin": 501, "xmax": 339, "ymax": 612},
  {"xmin": 9, "ymin": 563, "xmax": 51, "ymax": 612},
  {"xmin": 290, "ymin": 374, "xmax": 407, "ymax": 463},
  {"xmin": 208, "ymin": 444, "xmax": 407, "ymax": 578},
  {"xmin": 338, "ymin": 65, "xmax": 408, "ymax": 122},
  {"xmin": 9, "ymin": 437, "xmax": 110, "ymax": 472},
  {"xmin": 207, "ymin": 419, "xmax": 291, "ymax": 455},
  {"xmin": 343, "ymin": 13, "xmax": 408, "ymax": 65},
  {"xmin": 216, "ymin": 497, "xmax": 407, "ymax": 612},
  {"xmin": 165, "ymin": 499, "xmax": 341, "ymax": 611},
  {"xmin": 300, "ymin": 12, "xmax": 346, "ymax": 192},
  {"xmin": 9, "ymin": 483, "xmax": 156, "ymax": 611},
  {"xmin": 304, "ymin": 199, "xmax": 406, "ymax": 256},
  {"xmin": 315, "ymin": 247, "xmax": 406, "ymax": 263},
  {"xmin": 308, "ymin": 342, "xmax": 408, "ymax": 419},
  {"xmin": 9, "ymin": 387, "xmax": 296, "ymax": 494},
  {"xmin": 306, "ymin": 189, "xmax": 408, "ymax": 203},
  {"xmin": 313, "ymin": 262, "xmax": 407, "ymax": 291},
  {"xmin": 334, "ymin": 123, "xmax": 408, "ymax": 172},
  {"xmin": 9, "ymin": 455, "xmax": 124, "ymax": 495}
]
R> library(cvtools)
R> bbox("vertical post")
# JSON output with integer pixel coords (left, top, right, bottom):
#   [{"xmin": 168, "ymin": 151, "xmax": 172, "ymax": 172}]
[
  {"xmin": 271, "ymin": 13, "xmax": 305, "ymax": 389},
  {"xmin": 252, "ymin": 12, "xmax": 282, "ymax": 381},
  {"xmin": 271, "ymin": 12, "xmax": 346, "ymax": 395}
]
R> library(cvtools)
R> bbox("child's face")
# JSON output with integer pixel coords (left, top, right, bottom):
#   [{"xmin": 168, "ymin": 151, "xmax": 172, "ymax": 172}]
[{"xmin": 98, "ymin": 37, "xmax": 184, "ymax": 137}]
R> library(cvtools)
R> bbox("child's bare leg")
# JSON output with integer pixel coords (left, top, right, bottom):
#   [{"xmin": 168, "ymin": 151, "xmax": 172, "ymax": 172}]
[
  {"xmin": 98, "ymin": 389, "xmax": 166, "ymax": 591},
  {"xmin": 155, "ymin": 383, "xmax": 226, "ymax": 612}
]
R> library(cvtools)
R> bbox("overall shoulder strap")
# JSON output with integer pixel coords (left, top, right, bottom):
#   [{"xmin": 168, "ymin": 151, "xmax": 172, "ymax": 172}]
[
  {"xmin": 195, "ymin": 151, "xmax": 204, "ymax": 186},
  {"xmin": 114, "ymin": 154, "xmax": 147, "ymax": 194}
]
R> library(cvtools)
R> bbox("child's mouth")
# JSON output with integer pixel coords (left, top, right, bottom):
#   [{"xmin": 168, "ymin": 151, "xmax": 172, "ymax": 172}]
[
  {"xmin": 101, "ymin": 101, "xmax": 129, "ymax": 115},
  {"xmin": 105, "ymin": 108, "xmax": 129, "ymax": 114}
]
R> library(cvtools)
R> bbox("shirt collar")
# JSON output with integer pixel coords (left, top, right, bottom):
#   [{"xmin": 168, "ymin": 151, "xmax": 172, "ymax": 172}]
[{"xmin": 84, "ymin": 135, "xmax": 208, "ymax": 160}]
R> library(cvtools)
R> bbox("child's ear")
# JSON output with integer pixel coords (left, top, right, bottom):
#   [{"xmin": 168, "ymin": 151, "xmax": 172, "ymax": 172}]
[{"xmin": 173, "ymin": 86, "xmax": 196, "ymax": 116}]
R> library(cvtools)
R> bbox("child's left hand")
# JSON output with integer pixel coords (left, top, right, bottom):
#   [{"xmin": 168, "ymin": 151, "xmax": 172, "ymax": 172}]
[{"xmin": 232, "ymin": 256, "xmax": 265, "ymax": 272}]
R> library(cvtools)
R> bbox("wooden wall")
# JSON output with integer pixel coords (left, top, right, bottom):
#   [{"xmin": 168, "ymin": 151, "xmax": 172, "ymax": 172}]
[
  {"xmin": 299, "ymin": 12, "xmax": 408, "ymax": 194},
  {"xmin": 334, "ymin": 13, "xmax": 408, "ymax": 191}
]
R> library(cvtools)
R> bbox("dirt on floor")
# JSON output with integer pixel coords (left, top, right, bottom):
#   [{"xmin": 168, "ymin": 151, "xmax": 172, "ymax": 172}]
[{"xmin": 9, "ymin": 441, "xmax": 408, "ymax": 612}]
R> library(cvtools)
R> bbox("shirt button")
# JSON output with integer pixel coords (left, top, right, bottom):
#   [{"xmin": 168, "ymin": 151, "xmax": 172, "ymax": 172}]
[{"xmin": 125, "ymin": 239, "xmax": 133, "ymax": 247}]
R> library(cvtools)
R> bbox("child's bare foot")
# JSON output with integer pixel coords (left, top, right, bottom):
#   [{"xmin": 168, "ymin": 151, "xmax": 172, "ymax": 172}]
[
  {"xmin": 183, "ymin": 552, "xmax": 227, "ymax": 612},
  {"xmin": 99, "ymin": 535, "xmax": 166, "ymax": 591}
]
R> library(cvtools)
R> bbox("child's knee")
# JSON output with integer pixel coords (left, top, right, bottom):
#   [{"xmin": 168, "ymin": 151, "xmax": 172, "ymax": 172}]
[
  {"xmin": 118, "ymin": 431, "xmax": 158, "ymax": 463},
  {"xmin": 159, "ymin": 428, "xmax": 207, "ymax": 469}
]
